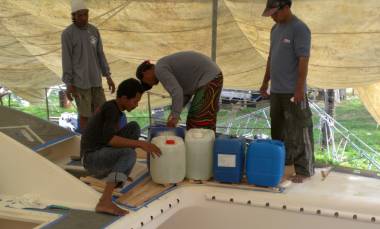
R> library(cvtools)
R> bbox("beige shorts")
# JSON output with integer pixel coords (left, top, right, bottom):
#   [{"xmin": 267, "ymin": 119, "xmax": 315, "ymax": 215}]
[{"xmin": 74, "ymin": 87, "xmax": 106, "ymax": 118}]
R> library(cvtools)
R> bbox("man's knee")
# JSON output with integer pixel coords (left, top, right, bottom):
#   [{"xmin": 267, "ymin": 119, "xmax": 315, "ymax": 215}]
[
  {"xmin": 127, "ymin": 121, "xmax": 140, "ymax": 132},
  {"xmin": 123, "ymin": 149, "xmax": 137, "ymax": 167},
  {"xmin": 117, "ymin": 121, "xmax": 141, "ymax": 139},
  {"xmin": 127, "ymin": 121, "xmax": 141, "ymax": 139}
]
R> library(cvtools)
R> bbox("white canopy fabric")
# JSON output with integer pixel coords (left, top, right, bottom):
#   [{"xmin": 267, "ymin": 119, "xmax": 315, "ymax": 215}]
[{"xmin": 0, "ymin": 0, "xmax": 379, "ymax": 123}]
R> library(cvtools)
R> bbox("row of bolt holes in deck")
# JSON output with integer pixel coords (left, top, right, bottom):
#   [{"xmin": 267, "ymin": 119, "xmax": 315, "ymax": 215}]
[
  {"xmin": 130, "ymin": 198, "xmax": 180, "ymax": 229},
  {"xmin": 210, "ymin": 196, "xmax": 377, "ymax": 223},
  {"xmin": 131, "ymin": 195, "xmax": 377, "ymax": 229}
]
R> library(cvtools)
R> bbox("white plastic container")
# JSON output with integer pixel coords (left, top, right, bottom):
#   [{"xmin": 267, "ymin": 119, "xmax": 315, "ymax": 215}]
[
  {"xmin": 150, "ymin": 136, "xmax": 186, "ymax": 184},
  {"xmin": 185, "ymin": 128, "xmax": 215, "ymax": 180}
]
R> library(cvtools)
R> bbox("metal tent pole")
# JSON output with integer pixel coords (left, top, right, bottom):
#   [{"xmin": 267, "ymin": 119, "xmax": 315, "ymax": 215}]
[
  {"xmin": 148, "ymin": 91, "xmax": 152, "ymax": 127},
  {"xmin": 211, "ymin": 0, "xmax": 218, "ymax": 62},
  {"xmin": 44, "ymin": 88, "xmax": 50, "ymax": 121}
]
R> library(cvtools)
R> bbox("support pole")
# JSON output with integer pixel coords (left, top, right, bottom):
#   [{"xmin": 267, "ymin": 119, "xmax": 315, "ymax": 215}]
[
  {"xmin": 211, "ymin": 0, "xmax": 218, "ymax": 62},
  {"xmin": 148, "ymin": 91, "xmax": 152, "ymax": 127},
  {"xmin": 44, "ymin": 88, "xmax": 50, "ymax": 121}
]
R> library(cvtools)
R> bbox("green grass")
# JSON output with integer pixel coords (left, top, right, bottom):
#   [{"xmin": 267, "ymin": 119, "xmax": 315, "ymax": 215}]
[
  {"xmin": 3, "ymin": 91, "xmax": 76, "ymax": 120},
  {"xmin": 126, "ymin": 110, "xmax": 150, "ymax": 129},
  {"xmin": 314, "ymin": 97, "xmax": 380, "ymax": 171},
  {"xmin": 335, "ymin": 98, "xmax": 380, "ymax": 151}
]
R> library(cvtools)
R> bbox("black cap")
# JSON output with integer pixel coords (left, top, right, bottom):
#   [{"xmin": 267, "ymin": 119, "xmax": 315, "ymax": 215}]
[{"xmin": 262, "ymin": 0, "xmax": 292, "ymax": 17}]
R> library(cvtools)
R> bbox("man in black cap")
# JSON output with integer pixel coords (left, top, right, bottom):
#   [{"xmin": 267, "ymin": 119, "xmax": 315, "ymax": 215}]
[{"xmin": 260, "ymin": 0, "xmax": 315, "ymax": 183}]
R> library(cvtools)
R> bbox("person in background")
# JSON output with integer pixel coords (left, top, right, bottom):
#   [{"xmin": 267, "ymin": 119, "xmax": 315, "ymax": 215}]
[
  {"xmin": 136, "ymin": 51, "xmax": 223, "ymax": 131},
  {"xmin": 260, "ymin": 0, "xmax": 314, "ymax": 183},
  {"xmin": 61, "ymin": 0, "xmax": 115, "ymax": 132},
  {"xmin": 81, "ymin": 79, "xmax": 161, "ymax": 216}
]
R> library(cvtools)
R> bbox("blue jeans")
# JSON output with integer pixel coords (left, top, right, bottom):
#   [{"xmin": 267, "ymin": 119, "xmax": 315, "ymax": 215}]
[{"xmin": 83, "ymin": 121, "xmax": 140, "ymax": 184}]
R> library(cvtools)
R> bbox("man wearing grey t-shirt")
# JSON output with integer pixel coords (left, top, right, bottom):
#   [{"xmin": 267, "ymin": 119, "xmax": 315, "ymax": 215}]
[
  {"xmin": 61, "ymin": 0, "xmax": 115, "ymax": 132},
  {"xmin": 260, "ymin": 0, "xmax": 314, "ymax": 183},
  {"xmin": 136, "ymin": 51, "xmax": 223, "ymax": 131}
]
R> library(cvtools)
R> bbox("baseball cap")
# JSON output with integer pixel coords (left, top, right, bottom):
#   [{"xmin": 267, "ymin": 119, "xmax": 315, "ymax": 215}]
[{"xmin": 262, "ymin": 0, "xmax": 292, "ymax": 17}]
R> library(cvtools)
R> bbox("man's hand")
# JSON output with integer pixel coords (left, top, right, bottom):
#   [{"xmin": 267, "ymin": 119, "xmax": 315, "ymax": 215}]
[
  {"xmin": 293, "ymin": 86, "xmax": 305, "ymax": 104},
  {"xmin": 167, "ymin": 115, "xmax": 179, "ymax": 128},
  {"xmin": 260, "ymin": 82, "xmax": 269, "ymax": 98},
  {"xmin": 106, "ymin": 76, "xmax": 115, "ymax": 94},
  {"xmin": 65, "ymin": 85, "xmax": 78, "ymax": 101},
  {"xmin": 139, "ymin": 141, "xmax": 161, "ymax": 158}
]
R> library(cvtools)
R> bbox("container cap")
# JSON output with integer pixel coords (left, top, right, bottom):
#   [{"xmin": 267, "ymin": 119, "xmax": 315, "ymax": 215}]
[{"xmin": 166, "ymin": 139, "xmax": 175, "ymax": 144}]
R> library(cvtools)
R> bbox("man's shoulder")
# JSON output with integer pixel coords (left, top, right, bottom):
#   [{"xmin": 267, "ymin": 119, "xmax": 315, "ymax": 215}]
[
  {"xmin": 62, "ymin": 24, "xmax": 75, "ymax": 35},
  {"xmin": 155, "ymin": 56, "xmax": 170, "ymax": 72},
  {"xmin": 101, "ymin": 100, "xmax": 120, "ymax": 114},
  {"xmin": 62, "ymin": 24, "xmax": 99, "ymax": 35},
  {"xmin": 155, "ymin": 58, "xmax": 165, "ymax": 67},
  {"xmin": 101, "ymin": 100, "xmax": 116, "ymax": 109},
  {"xmin": 292, "ymin": 17, "xmax": 310, "ymax": 33},
  {"xmin": 87, "ymin": 24, "xmax": 99, "ymax": 33}
]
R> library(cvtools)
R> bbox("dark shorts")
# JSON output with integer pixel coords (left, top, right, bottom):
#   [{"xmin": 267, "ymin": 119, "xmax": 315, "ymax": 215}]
[{"xmin": 74, "ymin": 87, "xmax": 106, "ymax": 118}]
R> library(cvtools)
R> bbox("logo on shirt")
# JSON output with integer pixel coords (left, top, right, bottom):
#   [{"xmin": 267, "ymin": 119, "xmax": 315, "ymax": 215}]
[
  {"xmin": 89, "ymin": 35, "xmax": 98, "ymax": 46},
  {"xmin": 282, "ymin": 38, "xmax": 291, "ymax": 44}
]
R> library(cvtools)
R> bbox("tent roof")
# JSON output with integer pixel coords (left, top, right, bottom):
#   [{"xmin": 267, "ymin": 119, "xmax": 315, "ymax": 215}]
[{"xmin": 0, "ymin": 0, "xmax": 379, "ymax": 123}]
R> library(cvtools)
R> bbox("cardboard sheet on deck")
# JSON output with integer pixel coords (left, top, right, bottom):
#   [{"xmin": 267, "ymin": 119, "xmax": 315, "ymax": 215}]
[
  {"xmin": 116, "ymin": 175, "xmax": 176, "ymax": 209},
  {"xmin": 80, "ymin": 159, "xmax": 149, "ymax": 197}
]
